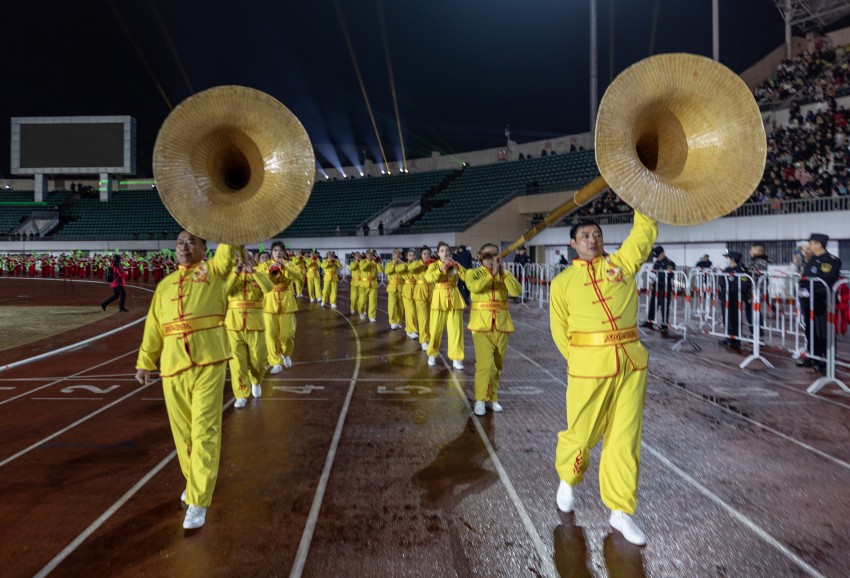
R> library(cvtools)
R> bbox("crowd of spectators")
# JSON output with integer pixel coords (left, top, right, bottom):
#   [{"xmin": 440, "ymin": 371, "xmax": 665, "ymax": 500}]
[{"xmin": 754, "ymin": 43, "xmax": 850, "ymax": 107}]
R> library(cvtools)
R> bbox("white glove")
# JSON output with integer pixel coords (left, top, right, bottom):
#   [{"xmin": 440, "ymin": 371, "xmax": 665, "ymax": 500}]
[{"xmin": 798, "ymin": 289, "xmax": 810, "ymax": 298}]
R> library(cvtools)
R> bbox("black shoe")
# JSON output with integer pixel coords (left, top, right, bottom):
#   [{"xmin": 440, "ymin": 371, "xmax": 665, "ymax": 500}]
[
  {"xmin": 813, "ymin": 362, "xmax": 826, "ymax": 373},
  {"xmin": 641, "ymin": 321, "xmax": 654, "ymax": 329},
  {"xmin": 718, "ymin": 338, "xmax": 730, "ymax": 347},
  {"xmin": 659, "ymin": 325, "xmax": 668, "ymax": 335},
  {"xmin": 100, "ymin": 303, "xmax": 106, "ymax": 311},
  {"xmin": 729, "ymin": 339, "xmax": 742, "ymax": 351},
  {"xmin": 795, "ymin": 358, "xmax": 812, "ymax": 367},
  {"xmin": 119, "ymin": 308, "xmax": 129, "ymax": 312}
]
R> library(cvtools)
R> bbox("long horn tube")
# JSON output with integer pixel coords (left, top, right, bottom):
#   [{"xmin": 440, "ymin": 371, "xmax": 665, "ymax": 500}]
[{"xmin": 499, "ymin": 176, "xmax": 607, "ymax": 258}]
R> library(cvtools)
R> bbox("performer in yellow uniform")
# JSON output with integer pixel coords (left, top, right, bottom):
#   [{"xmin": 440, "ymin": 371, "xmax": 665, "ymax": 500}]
[
  {"xmin": 224, "ymin": 251, "xmax": 273, "ymax": 408},
  {"xmin": 258, "ymin": 241, "xmax": 302, "ymax": 372},
  {"xmin": 348, "ymin": 252, "xmax": 363, "ymax": 315},
  {"xmin": 357, "ymin": 249, "xmax": 383, "ymax": 322},
  {"xmin": 291, "ymin": 249, "xmax": 307, "ymax": 298},
  {"xmin": 305, "ymin": 250, "xmax": 322, "ymax": 302},
  {"xmin": 384, "ymin": 248, "xmax": 404, "ymax": 329},
  {"xmin": 134, "ymin": 231, "xmax": 237, "ymax": 530},
  {"xmin": 465, "ymin": 243, "xmax": 522, "ymax": 415},
  {"xmin": 425, "ymin": 241, "xmax": 466, "ymax": 368},
  {"xmin": 549, "ymin": 212, "xmax": 657, "ymax": 546},
  {"xmin": 411, "ymin": 246, "xmax": 432, "ymax": 351},
  {"xmin": 321, "ymin": 251, "xmax": 342, "ymax": 308},
  {"xmin": 400, "ymin": 249, "xmax": 419, "ymax": 339}
]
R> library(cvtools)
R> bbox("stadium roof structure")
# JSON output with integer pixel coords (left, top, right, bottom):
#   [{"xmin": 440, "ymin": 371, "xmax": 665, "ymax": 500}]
[{"xmin": 775, "ymin": 0, "xmax": 850, "ymax": 32}]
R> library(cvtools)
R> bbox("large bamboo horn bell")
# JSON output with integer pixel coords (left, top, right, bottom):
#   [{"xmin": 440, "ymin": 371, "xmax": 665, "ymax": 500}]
[
  {"xmin": 153, "ymin": 86, "xmax": 315, "ymax": 246},
  {"xmin": 501, "ymin": 53, "xmax": 766, "ymax": 256}
]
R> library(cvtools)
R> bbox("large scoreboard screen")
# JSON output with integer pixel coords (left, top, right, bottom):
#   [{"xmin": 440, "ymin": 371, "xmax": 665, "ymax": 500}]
[{"xmin": 11, "ymin": 116, "xmax": 136, "ymax": 175}]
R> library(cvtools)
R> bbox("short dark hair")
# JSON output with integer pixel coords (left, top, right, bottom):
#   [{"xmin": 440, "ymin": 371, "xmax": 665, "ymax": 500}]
[
  {"xmin": 271, "ymin": 241, "xmax": 285, "ymax": 251},
  {"xmin": 570, "ymin": 220, "xmax": 603, "ymax": 240}
]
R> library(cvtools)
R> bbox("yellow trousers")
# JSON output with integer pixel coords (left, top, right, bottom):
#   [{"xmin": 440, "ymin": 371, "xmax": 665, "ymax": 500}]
[
  {"xmin": 414, "ymin": 300, "xmax": 431, "ymax": 344},
  {"xmin": 427, "ymin": 308, "xmax": 464, "ymax": 360},
  {"xmin": 307, "ymin": 276, "xmax": 321, "ymax": 300},
  {"xmin": 403, "ymin": 296, "xmax": 417, "ymax": 334},
  {"xmin": 555, "ymin": 349, "xmax": 647, "ymax": 514},
  {"xmin": 265, "ymin": 312, "xmax": 295, "ymax": 364},
  {"xmin": 227, "ymin": 329, "xmax": 266, "ymax": 398},
  {"xmin": 350, "ymin": 285, "xmax": 360, "ymax": 313},
  {"xmin": 472, "ymin": 331, "xmax": 509, "ymax": 401},
  {"xmin": 295, "ymin": 276, "xmax": 305, "ymax": 296},
  {"xmin": 388, "ymin": 292, "xmax": 402, "ymax": 326},
  {"xmin": 358, "ymin": 287, "xmax": 378, "ymax": 319},
  {"xmin": 322, "ymin": 280, "xmax": 338, "ymax": 305},
  {"xmin": 162, "ymin": 362, "xmax": 226, "ymax": 508}
]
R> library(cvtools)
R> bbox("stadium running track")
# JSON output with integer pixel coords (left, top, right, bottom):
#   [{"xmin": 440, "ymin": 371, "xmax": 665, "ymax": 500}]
[{"xmin": 0, "ymin": 276, "xmax": 849, "ymax": 577}]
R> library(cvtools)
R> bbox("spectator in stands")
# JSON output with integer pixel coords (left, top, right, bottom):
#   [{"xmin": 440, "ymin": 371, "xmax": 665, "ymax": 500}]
[
  {"xmin": 558, "ymin": 254, "xmax": 568, "ymax": 267},
  {"xmin": 378, "ymin": 220, "xmax": 384, "ymax": 235},
  {"xmin": 363, "ymin": 223, "xmax": 370, "ymax": 236},
  {"xmin": 335, "ymin": 225, "xmax": 341, "ymax": 236},
  {"xmin": 695, "ymin": 254, "xmax": 712, "ymax": 269},
  {"xmin": 100, "ymin": 254, "xmax": 129, "ymax": 312}
]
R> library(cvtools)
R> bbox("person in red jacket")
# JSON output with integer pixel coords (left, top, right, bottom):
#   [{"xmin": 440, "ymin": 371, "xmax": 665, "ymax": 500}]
[{"xmin": 100, "ymin": 254, "xmax": 130, "ymax": 312}]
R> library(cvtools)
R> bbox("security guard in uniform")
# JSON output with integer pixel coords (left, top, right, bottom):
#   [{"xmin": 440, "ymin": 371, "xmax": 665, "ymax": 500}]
[
  {"xmin": 717, "ymin": 251, "xmax": 751, "ymax": 351},
  {"xmin": 643, "ymin": 245, "xmax": 676, "ymax": 335},
  {"xmin": 550, "ymin": 212, "xmax": 657, "ymax": 546},
  {"xmin": 797, "ymin": 233, "xmax": 842, "ymax": 372}
]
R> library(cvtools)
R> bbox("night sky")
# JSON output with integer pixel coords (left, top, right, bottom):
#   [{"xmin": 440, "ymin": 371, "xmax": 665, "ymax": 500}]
[{"xmin": 0, "ymin": 1, "xmax": 805, "ymax": 179}]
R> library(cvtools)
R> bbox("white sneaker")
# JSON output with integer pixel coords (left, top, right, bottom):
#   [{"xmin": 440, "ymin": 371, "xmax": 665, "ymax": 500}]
[
  {"xmin": 488, "ymin": 401, "xmax": 503, "ymax": 412},
  {"xmin": 283, "ymin": 356, "xmax": 292, "ymax": 368},
  {"xmin": 556, "ymin": 480, "xmax": 574, "ymax": 513},
  {"xmin": 297, "ymin": 294, "xmax": 303, "ymax": 298},
  {"xmin": 369, "ymin": 318, "xmax": 377, "ymax": 323},
  {"xmin": 360, "ymin": 313, "xmax": 367, "ymax": 320},
  {"xmin": 183, "ymin": 505, "xmax": 207, "ymax": 529},
  {"xmin": 320, "ymin": 301, "xmax": 326, "ymax": 307},
  {"xmin": 391, "ymin": 324, "xmax": 399, "ymax": 329},
  {"xmin": 251, "ymin": 383, "xmax": 262, "ymax": 398},
  {"xmin": 452, "ymin": 360, "xmax": 465, "ymax": 370},
  {"xmin": 234, "ymin": 397, "xmax": 247, "ymax": 409},
  {"xmin": 473, "ymin": 401, "xmax": 486, "ymax": 416},
  {"xmin": 350, "ymin": 309, "xmax": 356, "ymax": 315},
  {"xmin": 181, "ymin": 489, "xmax": 187, "ymax": 504},
  {"xmin": 270, "ymin": 364, "xmax": 283, "ymax": 375},
  {"xmin": 421, "ymin": 342, "xmax": 428, "ymax": 351},
  {"xmin": 609, "ymin": 510, "xmax": 647, "ymax": 546},
  {"xmin": 408, "ymin": 332, "xmax": 418, "ymax": 339},
  {"xmin": 427, "ymin": 355, "xmax": 437, "ymax": 366},
  {"xmin": 331, "ymin": 304, "xmax": 337, "ymax": 309}
]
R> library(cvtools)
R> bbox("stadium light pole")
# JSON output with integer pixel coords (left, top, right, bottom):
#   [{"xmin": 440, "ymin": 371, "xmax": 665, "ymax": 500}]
[
  {"xmin": 712, "ymin": 0, "xmax": 720, "ymax": 61},
  {"xmin": 590, "ymin": 0, "xmax": 598, "ymax": 135}
]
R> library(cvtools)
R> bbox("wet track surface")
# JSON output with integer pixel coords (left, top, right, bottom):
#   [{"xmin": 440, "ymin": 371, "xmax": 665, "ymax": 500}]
[{"xmin": 1, "ymin": 277, "xmax": 849, "ymax": 577}]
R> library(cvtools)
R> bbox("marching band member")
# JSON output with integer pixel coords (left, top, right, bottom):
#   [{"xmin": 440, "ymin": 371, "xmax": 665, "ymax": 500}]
[
  {"xmin": 384, "ymin": 248, "xmax": 404, "ymax": 329},
  {"xmin": 258, "ymin": 241, "xmax": 302, "ymax": 373},
  {"xmin": 293, "ymin": 249, "xmax": 307, "ymax": 298},
  {"xmin": 305, "ymin": 249, "xmax": 322, "ymax": 302},
  {"xmin": 424, "ymin": 241, "xmax": 466, "ymax": 369},
  {"xmin": 400, "ymin": 249, "xmax": 419, "ymax": 339},
  {"xmin": 465, "ymin": 243, "xmax": 522, "ymax": 415},
  {"xmin": 224, "ymin": 250, "xmax": 273, "ymax": 408},
  {"xmin": 357, "ymin": 249, "xmax": 383, "ymax": 322},
  {"xmin": 321, "ymin": 251, "xmax": 342, "ymax": 308},
  {"xmin": 550, "ymin": 213, "xmax": 657, "ymax": 546},
  {"xmin": 411, "ymin": 246, "xmax": 433, "ymax": 351},
  {"xmin": 348, "ymin": 252, "xmax": 363, "ymax": 315},
  {"xmin": 134, "ymin": 231, "xmax": 237, "ymax": 530}
]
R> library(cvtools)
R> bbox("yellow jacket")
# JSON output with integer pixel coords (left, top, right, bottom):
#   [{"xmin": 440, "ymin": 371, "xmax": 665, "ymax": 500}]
[
  {"xmin": 321, "ymin": 257, "xmax": 342, "ymax": 281},
  {"xmin": 549, "ymin": 211, "xmax": 657, "ymax": 378},
  {"xmin": 358, "ymin": 259, "xmax": 384, "ymax": 289},
  {"xmin": 349, "ymin": 260, "xmax": 363, "ymax": 287},
  {"xmin": 397, "ymin": 262, "xmax": 415, "ymax": 299},
  {"xmin": 424, "ymin": 261, "xmax": 466, "ymax": 310},
  {"xmin": 136, "ymin": 244, "xmax": 237, "ymax": 378},
  {"xmin": 466, "ymin": 266, "xmax": 522, "ymax": 332},
  {"xmin": 225, "ymin": 270, "xmax": 274, "ymax": 331},
  {"xmin": 305, "ymin": 257, "xmax": 321, "ymax": 278},
  {"xmin": 257, "ymin": 260, "xmax": 301, "ymax": 314},
  {"xmin": 384, "ymin": 260, "xmax": 403, "ymax": 293},
  {"xmin": 410, "ymin": 260, "xmax": 431, "ymax": 302}
]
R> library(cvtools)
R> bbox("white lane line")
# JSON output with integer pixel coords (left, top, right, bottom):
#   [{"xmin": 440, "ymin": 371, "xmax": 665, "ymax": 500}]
[
  {"xmin": 643, "ymin": 444, "xmax": 827, "ymax": 578},
  {"xmin": 33, "ymin": 449, "xmax": 177, "ymax": 578},
  {"xmin": 442, "ymin": 356, "xmax": 558, "ymax": 578},
  {"xmin": 0, "ymin": 381, "xmax": 155, "ymax": 469},
  {"xmin": 0, "ymin": 349, "xmax": 140, "ymax": 406},
  {"xmin": 289, "ymin": 307, "xmax": 362, "ymax": 578}
]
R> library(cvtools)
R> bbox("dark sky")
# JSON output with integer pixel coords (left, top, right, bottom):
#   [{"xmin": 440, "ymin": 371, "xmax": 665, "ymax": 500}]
[{"xmin": 0, "ymin": 1, "xmax": 800, "ymax": 178}]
